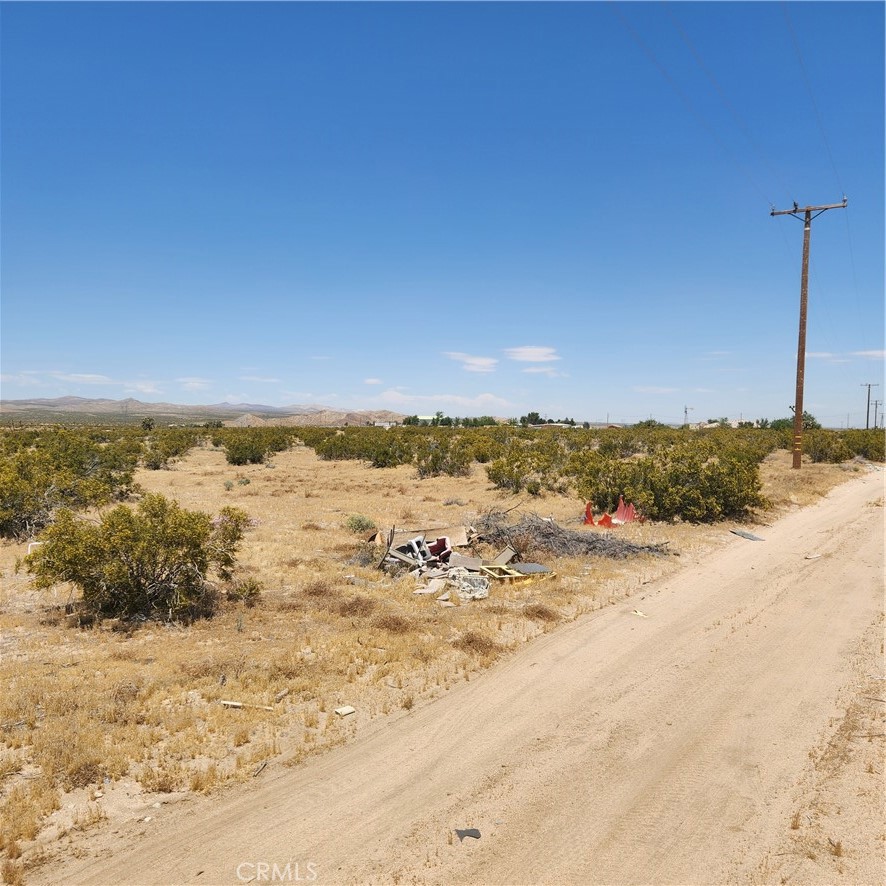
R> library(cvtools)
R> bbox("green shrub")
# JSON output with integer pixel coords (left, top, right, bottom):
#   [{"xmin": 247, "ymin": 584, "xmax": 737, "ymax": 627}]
[
  {"xmin": 225, "ymin": 577, "xmax": 263, "ymax": 606},
  {"xmin": 142, "ymin": 428, "xmax": 204, "ymax": 470},
  {"xmin": 24, "ymin": 494, "xmax": 250, "ymax": 621},
  {"xmin": 345, "ymin": 514, "xmax": 376, "ymax": 534},
  {"xmin": 0, "ymin": 430, "xmax": 141, "ymax": 539},
  {"xmin": 570, "ymin": 444, "xmax": 765, "ymax": 523},
  {"xmin": 414, "ymin": 436, "xmax": 472, "ymax": 478},
  {"xmin": 224, "ymin": 436, "xmax": 267, "ymax": 465}
]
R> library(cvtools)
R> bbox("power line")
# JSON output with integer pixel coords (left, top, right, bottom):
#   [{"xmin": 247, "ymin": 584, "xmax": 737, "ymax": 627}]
[
  {"xmin": 608, "ymin": 3, "xmax": 772, "ymax": 205},
  {"xmin": 781, "ymin": 3, "xmax": 866, "ymax": 345},
  {"xmin": 663, "ymin": 3, "xmax": 792, "ymax": 204},
  {"xmin": 781, "ymin": 3, "xmax": 844, "ymax": 194}
]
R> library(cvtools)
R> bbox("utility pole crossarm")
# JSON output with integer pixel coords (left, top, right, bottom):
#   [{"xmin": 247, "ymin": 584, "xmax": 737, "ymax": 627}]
[{"xmin": 770, "ymin": 198, "xmax": 848, "ymax": 217}]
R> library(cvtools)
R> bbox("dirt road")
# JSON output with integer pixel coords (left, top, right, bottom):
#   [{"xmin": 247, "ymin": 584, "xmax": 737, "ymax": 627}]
[{"xmin": 39, "ymin": 470, "xmax": 884, "ymax": 886}]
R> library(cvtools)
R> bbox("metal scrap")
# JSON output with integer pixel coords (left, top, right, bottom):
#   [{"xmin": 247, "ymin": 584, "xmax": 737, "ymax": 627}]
[{"xmin": 730, "ymin": 529, "xmax": 765, "ymax": 541}]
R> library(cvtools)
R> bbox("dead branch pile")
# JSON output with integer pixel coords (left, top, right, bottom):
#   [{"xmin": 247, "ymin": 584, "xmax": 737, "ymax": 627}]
[{"xmin": 472, "ymin": 511, "xmax": 669, "ymax": 560}]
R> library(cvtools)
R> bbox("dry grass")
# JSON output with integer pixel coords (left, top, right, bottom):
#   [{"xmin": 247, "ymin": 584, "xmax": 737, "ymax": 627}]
[
  {"xmin": 759, "ymin": 450, "xmax": 860, "ymax": 512},
  {"xmin": 453, "ymin": 630, "xmax": 503, "ymax": 657},
  {"xmin": 0, "ymin": 439, "xmax": 860, "ymax": 868},
  {"xmin": 523, "ymin": 603, "xmax": 561, "ymax": 623}
]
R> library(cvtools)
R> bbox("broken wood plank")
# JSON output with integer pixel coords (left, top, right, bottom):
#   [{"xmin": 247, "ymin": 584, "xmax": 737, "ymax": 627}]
[{"xmin": 220, "ymin": 700, "xmax": 274, "ymax": 712}]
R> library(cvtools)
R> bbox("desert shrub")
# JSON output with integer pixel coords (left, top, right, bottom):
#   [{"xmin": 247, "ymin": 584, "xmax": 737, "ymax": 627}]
[
  {"xmin": 24, "ymin": 494, "xmax": 250, "ymax": 620},
  {"xmin": 369, "ymin": 438, "xmax": 413, "ymax": 468},
  {"xmin": 218, "ymin": 427, "xmax": 295, "ymax": 466},
  {"xmin": 414, "ymin": 435, "xmax": 472, "ymax": 478},
  {"xmin": 570, "ymin": 444, "xmax": 765, "ymax": 522},
  {"xmin": 468, "ymin": 433, "xmax": 505, "ymax": 464},
  {"xmin": 804, "ymin": 430, "xmax": 854, "ymax": 464},
  {"xmin": 485, "ymin": 451, "xmax": 530, "ymax": 493},
  {"xmin": 225, "ymin": 577, "xmax": 263, "ymax": 606},
  {"xmin": 314, "ymin": 431, "xmax": 359, "ymax": 461},
  {"xmin": 224, "ymin": 435, "xmax": 268, "ymax": 466},
  {"xmin": 291, "ymin": 427, "xmax": 337, "ymax": 448},
  {"xmin": 838, "ymin": 429, "xmax": 885, "ymax": 462},
  {"xmin": 142, "ymin": 428, "xmax": 204, "ymax": 469},
  {"xmin": 346, "ymin": 514, "xmax": 376, "ymax": 534},
  {"xmin": 0, "ymin": 430, "xmax": 141, "ymax": 539},
  {"xmin": 485, "ymin": 435, "xmax": 570, "ymax": 493}
]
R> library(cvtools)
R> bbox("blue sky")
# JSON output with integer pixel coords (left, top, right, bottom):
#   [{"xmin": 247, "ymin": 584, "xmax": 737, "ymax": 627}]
[{"xmin": 1, "ymin": 2, "xmax": 883, "ymax": 426}]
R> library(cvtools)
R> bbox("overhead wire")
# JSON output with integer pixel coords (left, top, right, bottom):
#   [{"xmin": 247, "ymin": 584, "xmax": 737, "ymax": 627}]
[
  {"xmin": 655, "ymin": 2, "xmax": 865, "ymax": 405},
  {"xmin": 781, "ymin": 2, "xmax": 869, "ymax": 359},
  {"xmin": 661, "ymin": 2, "xmax": 852, "ymax": 388},
  {"xmin": 607, "ymin": 2, "xmax": 773, "ymax": 207},
  {"xmin": 612, "ymin": 1, "xmax": 866, "ymax": 419},
  {"xmin": 663, "ymin": 2, "xmax": 793, "ymax": 206}
]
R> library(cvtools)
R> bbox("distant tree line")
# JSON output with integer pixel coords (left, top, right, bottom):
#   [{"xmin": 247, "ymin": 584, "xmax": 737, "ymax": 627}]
[{"xmin": 402, "ymin": 412, "xmax": 498, "ymax": 427}]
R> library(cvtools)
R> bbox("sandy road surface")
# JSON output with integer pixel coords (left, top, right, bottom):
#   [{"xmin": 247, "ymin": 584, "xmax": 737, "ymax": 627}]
[{"xmin": 39, "ymin": 470, "xmax": 884, "ymax": 886}]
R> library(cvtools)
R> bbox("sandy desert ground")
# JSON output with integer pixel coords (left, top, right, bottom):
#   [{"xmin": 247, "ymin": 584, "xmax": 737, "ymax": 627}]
[{"xmin": 1, "ymin": 443, "xmax": 880, "ymax": 886}]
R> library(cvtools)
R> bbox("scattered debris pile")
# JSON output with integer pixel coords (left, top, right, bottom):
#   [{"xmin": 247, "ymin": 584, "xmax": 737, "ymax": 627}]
[
  {"xmin": 473, "ymin": 511, "xmax": 668, "ymax": 560},
  {"xmin": 372, "ymin": 522, "xmax": 555, "ymax": 601}
]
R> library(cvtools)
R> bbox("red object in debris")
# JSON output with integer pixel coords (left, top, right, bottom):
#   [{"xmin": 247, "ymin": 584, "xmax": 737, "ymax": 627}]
[
  {"xmin": 614, "ymin": 496, "xmax": 627, "ymax": 523},
  {"xmin": 584, "ymin": 502, "xmax": 595, "ymax": 526},
  {"xmin": 427, "ymin": 536, "xmax": 452, "ymax": 563},
  {"xmin": 597, "ymin": 512, "xmax": 613, "ymax": 528}
]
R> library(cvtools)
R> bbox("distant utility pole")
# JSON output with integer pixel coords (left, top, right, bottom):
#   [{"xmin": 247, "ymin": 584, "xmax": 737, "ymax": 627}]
[
  {"xmin": 861, "ymin": 382, "xmax": 879, "ymax": 430},
  {"xmin": 873, "ymin": 399, "xmax": 882, "ymax": 430},
  {"xmin": 683, "ymin": 405, "xmax": 693, "ymax": 429},
  {"xmin": 771, "ymin": 197, "xmax": 847, "ymax": 468}
]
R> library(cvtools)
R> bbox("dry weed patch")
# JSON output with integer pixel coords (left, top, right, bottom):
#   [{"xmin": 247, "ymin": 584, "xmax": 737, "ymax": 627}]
[{"xmin": 523, "ymin": 603, "xmax": 561, "ymax": 623}]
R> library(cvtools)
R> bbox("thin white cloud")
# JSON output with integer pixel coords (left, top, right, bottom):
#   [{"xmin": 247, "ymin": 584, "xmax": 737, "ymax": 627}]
[
  {"xmin": 177, "ymin": 377, "xmax": 213, "ymax": 390},
  {"xmin": 633, "ymin": 386, "xmax": 678, "ymax": 395},
  {"xmin": 378, "ymin": 389, "xmax": 511, "ymax": 411},
  {"xmin": 521, "ymin": 366, "xmax": 568, "ymax": 378},
  {"xmin": 444, "ymin": 352, "xmax": 498, "ymax": 373},
  {"xmin": 49, "ymin": 372, "xmax": 113, "ymax": 384},
  {"xmin": 279, "ymin": 391, "xmax": 339, "ymax": 402},
  {"xmin": 852, "ymin": 350, "xmax": 885, "ymax": 360},
  {"xmin": 124, "ymin": 381, "xmax": 161, "ymax": 394},
  {"xmin": 0, "ymin": 372, "xmax": 48, "ymax": 387},
  {"xmin": 693, "ymin": 387, "xmax": 715, "ymax": 394},
  {"xmin": 42, "ymin": 371, "xmax": 162, "ymax": 394},
  {"xmin": 363, "ymin": 378, "xmax": 383, "ymax": 385},
  {"xmin": 504, "ymin": 346, "xmax": 561, "ymax": 363},
  {"xmin": 239, "ymin": 375, "xmax": 281, "ymax": 384},
  {"xmin": 808, "ymin": 351, "xmax": 857, "ymax": 364}
]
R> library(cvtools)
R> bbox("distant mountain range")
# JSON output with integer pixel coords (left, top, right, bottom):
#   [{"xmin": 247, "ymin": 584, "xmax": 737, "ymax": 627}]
[{"xmin": 0, "ymin": 396, "xmax": 405, "ymax": 426}]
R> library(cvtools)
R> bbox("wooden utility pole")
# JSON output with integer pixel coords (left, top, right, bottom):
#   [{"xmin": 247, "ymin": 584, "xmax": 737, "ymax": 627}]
[
  {"xmin": 873, "ymin": 399, "xmax": 882, "ymax": 430},
  {"xmin": 861, "ymin": 382, "xmax": 879, "ymax": 430},
  {"xmin": 771, "ymin": 198, "xmax": 847, "ymax": 468}
]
